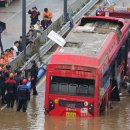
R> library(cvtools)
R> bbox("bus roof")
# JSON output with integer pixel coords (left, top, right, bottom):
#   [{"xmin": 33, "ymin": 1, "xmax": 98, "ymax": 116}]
[
  {"xmin": 61, "ymin": 30, "xmax": 108, "ymax": 56},
  {"xmin": 49, "ymin": 16, "xmax": 128, "ymax": 68}
]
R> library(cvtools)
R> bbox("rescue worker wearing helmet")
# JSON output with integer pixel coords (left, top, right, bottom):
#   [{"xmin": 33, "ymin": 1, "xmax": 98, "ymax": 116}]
[
  {"xmin": 17, "ymin": 79, "xmax": 30, "ymax": 112},
  {"xmin": 5, "ymin": 73, "xmax": 17, "ymax": 108}
]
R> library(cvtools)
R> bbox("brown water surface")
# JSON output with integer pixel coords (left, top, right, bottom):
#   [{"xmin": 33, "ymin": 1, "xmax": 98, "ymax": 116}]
[{"xmin": 0, "ymin": 86, "xmax": 130, "ymax": 130}]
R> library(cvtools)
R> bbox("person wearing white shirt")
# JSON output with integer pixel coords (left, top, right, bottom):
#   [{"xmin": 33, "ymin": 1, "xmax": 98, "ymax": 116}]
[
  {"xmin": 13, "ymin": 41, "xmax": 19, "ymax": 58},
  {"xmin": 34, "ymin": 20, "xmax": 42, "ymax": 36},
  {"xmin": 34, "ymin": 20, "xmax": 41, "ymax": 30}
]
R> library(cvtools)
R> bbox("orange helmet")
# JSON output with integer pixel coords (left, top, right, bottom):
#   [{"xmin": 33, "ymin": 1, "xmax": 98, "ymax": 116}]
[
  {"xmin": 9, "ymin": 73, "xmax": 14, "ymax": 78},
  {"xmin": 22, "ymin": 79, "xmax": 28, "ymax": 85}
]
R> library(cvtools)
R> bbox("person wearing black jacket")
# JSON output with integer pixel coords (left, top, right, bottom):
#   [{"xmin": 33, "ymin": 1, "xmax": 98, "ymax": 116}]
[
  {"xmin": 0, "ymin": 67, "xmax": 6, "ymax": 104},
  {"xmin": 0, "ymin": 27, "xmax": 3, "ymax": 53},
  {"xmin": 28, "ymin": 7, "xmax": 40, "ymax": 25},
  {"xmin": 5, "ymin": 73, "xmax": 17, "ymax": 108},
  {"xmin": 30, "ymin": 60, "xmax": 38, "ymax": 95},
  {"xmin": 14, "ymin": 70, "xmax": 23, "ymax": 86},
  {"xmin": 111, "ymin": 78, "xmax": 120, "ymax": 101}
]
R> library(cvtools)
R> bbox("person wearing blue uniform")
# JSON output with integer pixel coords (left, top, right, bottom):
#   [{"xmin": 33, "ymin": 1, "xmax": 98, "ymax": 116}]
[{"xmin": 17, "ymin": 79, "xmax": 30, "ymax": 112}]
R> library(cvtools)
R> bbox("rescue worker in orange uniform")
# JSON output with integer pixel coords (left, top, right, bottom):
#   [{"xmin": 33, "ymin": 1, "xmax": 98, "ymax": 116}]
[
  {"xmin": 41, "ymin": 8, "xmax": 52, "ymax": 30},
  {"xmin": 4, "ymin": 50, "xmax": 10, "ymax": 64},
  {"xmin": 5, "ymin": 73, "xmax": 17, "ymax": 108}
]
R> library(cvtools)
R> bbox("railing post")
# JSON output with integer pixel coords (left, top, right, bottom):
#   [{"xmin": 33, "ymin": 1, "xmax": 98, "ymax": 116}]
[
  {"xmin": 64, "ymin": 0, "xmax": 69, "ymax": 22},
  {"xmin": 22, "ymin": 0, "xmax": 26, "ymax": 61}
]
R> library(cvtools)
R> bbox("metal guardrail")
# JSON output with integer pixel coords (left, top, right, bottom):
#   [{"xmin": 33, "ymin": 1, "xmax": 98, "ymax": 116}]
[
  {"xmin": 72, "ymin": 0, "xmax": 99, "ymax": 23},
  {"xmin": 21, "ymin": 0, "xmax": 99, "ymax": 71}
]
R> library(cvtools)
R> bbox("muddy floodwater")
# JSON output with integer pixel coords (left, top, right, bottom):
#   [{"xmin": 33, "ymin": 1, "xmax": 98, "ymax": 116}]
[{"xmin": 0, "ymin": 85, "xmax": 130, "ymax": 130}]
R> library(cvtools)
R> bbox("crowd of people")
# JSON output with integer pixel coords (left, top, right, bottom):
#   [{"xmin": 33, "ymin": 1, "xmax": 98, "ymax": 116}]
[
  {"xmin": 0, "ymin": 36, "xmax": 33, "ymax": 67},
  {"xmin": 0, "ymin": 7, "xmax": 53, "ymax": 67},
  {"xmin": 28, "ymin": 7, "xmax": 52, "ymax": 30},
  {"xmin": 0, "ymin": 6, "xmax": 53, "ymax": 112},
  {"xmin": 0, "ymin": 60, "xmax": 38, "ymax": 112}
]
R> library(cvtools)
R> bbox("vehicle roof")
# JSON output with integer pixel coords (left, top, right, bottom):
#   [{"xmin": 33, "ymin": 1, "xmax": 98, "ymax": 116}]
[
  {"xmin": 49, "ymin": 16, "xmax": 127, "ymax": 68},
  {"xmin": 60, "ymin": 30, "xmax": 108, "ymax": 56}
]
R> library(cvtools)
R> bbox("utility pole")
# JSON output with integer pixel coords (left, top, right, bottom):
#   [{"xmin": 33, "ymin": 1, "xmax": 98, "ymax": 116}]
[
  {"xmin": 22, "ymin": 0, "xmax": 26, "ymax": 61},
  {"xmin": 64, "ymin": 0, "xmax": 69, "ymax": 22}
]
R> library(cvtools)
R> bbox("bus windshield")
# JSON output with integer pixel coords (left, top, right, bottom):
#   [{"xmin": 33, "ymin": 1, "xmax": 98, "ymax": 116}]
[{"xmin": 50, "ymin": 76, "xmax": 95, "ymax": 97}]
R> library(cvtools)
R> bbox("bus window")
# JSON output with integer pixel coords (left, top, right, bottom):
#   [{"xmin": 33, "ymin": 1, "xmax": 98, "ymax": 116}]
[
  {"xmin": 49, "ymin": 76, "xmax": 95, "ymax": 97},
  {"xmin": 89, "ymin": 85, "xmax": 94, "ymax": 96},
  {"xmin": 77, "ymin": 84, "xmax": 94, "ymax": 97},
  {"xmin": 50, "ymin": 82, "xmax": 59, "ymax": 93},
  {"xmin": 69, "ymin": 84, "xmax": 78, "ymax": 95},
  {"xmin": 59, "ymin": 83, "xmax": 68, "ymax": 94},
  {"xmin": 77, "ymin": 84, "xmax": 89, "ymax": 96}
]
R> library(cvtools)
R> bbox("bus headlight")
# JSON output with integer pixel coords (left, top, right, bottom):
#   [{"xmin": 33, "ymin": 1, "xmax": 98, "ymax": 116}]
[{"xmin": 84, "ymin": 101, "xmax": 88, "ymax": 106}]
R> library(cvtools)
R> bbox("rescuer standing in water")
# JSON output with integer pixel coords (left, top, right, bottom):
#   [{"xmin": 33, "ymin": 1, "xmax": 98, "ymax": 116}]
[
  {"xmin": 111, "ymin": 78, "xmax": 120, "ymax": 101},
  {"xmin": 30, "ymin": 60, "xmax": 38, "ymax": 95},
  {"xmin": 17, "ymin": 79, "xmax": 30, "ymax": 112},
  {"xmin": 5, "ymin": 73, "xmax": 17, "ymax": 108}
]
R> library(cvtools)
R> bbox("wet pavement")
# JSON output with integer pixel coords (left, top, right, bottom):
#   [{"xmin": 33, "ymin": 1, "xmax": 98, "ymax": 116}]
[{"xmin": 0, "ymin": 77, "xmax": 130, "ymax": 130}]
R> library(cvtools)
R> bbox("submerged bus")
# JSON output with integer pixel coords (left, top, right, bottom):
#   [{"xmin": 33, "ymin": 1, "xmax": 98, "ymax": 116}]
[{"xmin": 44, "ymin": 16, "xmax": 130, "ymax": 117}]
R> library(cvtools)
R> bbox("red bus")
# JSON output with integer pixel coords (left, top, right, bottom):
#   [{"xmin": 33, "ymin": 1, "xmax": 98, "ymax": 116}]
[{"xmin": 44, "ymin": 16, "xmax": 130, "ymax": 117}]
